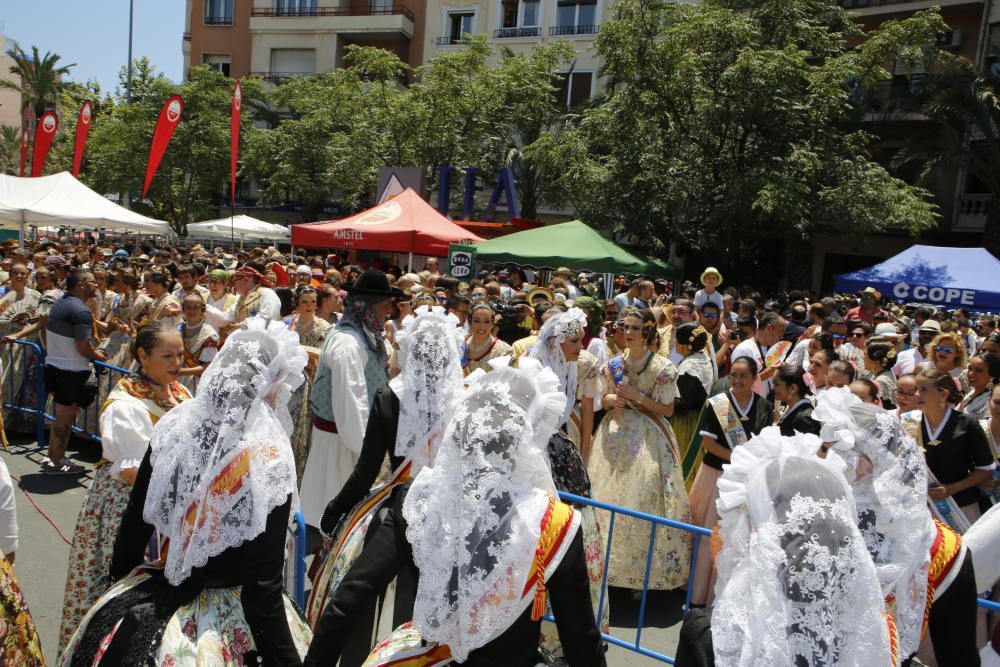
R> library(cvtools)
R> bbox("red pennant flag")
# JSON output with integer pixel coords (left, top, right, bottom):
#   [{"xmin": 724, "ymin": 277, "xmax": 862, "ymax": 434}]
[
  {"xmin": 143, "ymin": 95, "xmax": 184, "ymax": 199},
  {"xmin": 231, "ymin": 81, "xmax": 242, "ymax": 207},
  {"xmin": 72, "ymin": 100, "xmax": 94, "ymax": 178},
  {"xmin": 30, "ymin": 111, "xmax": 59, "ymax": 177},
  {"xmin": 19, "ymin": 125, "xmax": 28, "ymax": 177}
]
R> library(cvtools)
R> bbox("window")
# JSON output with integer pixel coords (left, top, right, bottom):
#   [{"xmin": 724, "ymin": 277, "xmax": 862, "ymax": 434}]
[
  {"xmin": 270, "ymin": 49, "xmax": 316, "ymax": 76},
  {"xmin": 205, "ymin": 0, "xmax": 233, "ymax": 24},
  {"xmin": 554, "ymin": 0, "xmax": 596, "ymax": 34},
  {"xmin": 275, "ymin": 0, "xmax": 317, "ymax": 15},
  {"xmin": 497, "ymin": 0, "xmax": 540, "ymax": 37},
  {"xmin": 448, "ymin": 12, "xmax": 475, "ymax": 43},
  {"xmin": 202, "ymin": 53, "xmax": 232, "ymax": 77},
  {"xmin": 371, "ymin": 0, "xmax": 394, "ymax": 13},
  {"xmin": 554, "ymin": 71, "xmax": 593, "ymax": 108}
]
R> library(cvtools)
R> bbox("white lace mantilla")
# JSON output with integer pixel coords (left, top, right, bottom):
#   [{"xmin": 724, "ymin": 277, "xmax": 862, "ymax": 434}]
[
  {"xmin": 144, "ymin": 317, "xmax": 307, "ymax": 585},
  {"xmin": 402, "ymin": 358, "xmax": 576, "ymax": 662},
  {"xmin": 713, "ymin": 427, "xmax": 892, "ymax": 667}
]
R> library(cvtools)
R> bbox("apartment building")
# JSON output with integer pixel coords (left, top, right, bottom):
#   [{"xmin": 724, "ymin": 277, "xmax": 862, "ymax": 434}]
[
  {"xmin": 0, "ymin": 34, "xmax": 22, "ymax": 131},
  {"xmin": 809, "ymin": 0, "xmax": 995, "ymax": 290},
  {"xmin": 184, "ymin": 0, "xmax": 426, "ymax": 82},
  {"xmin": 422, "ymin": 0, "xmax": 605, "ymax": 107}
]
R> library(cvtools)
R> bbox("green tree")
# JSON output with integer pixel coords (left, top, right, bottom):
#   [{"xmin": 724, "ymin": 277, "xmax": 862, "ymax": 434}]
[
  {"xmin": 84, "ymin": 60, "xmax": 261, "ymax": 234},
  {"xmin": 0, "ymin": 45, "xmax": 75, "ymax": 119},
  {"xmin": 0, "ymin": 125, "xmax": 21, "ymax": 174},
  {"xmin": 894, "ymin": 57, "xmax": 1000, "ymax": 255},
  {"xmin": 245, "ymin": 38, "xmax": 573, "ymax": 221},
  {"xmin": 528, "ymin": 0, "xmax": 946, "ymax": 283}
]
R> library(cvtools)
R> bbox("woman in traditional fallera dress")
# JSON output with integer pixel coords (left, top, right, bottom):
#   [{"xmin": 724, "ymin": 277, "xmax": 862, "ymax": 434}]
[
  {"xmin": 284, "ymin": 285, "xmax": 332, "ymax": 481},
  {"xmin": 464, "ymin": 301, "xmax": 512, "ymax": 374},
  {"xmin": 305, "ymin": 307, "xmax": 463, "ymax": 667},
  {"xmin": 58, "ymin": 322, "xmax": 191, "ymax": 653},
  {"xmin": 587, "ymin": 308, "xmax": 692, "ymax": 591},
  {"xmin": 365, "ymin": 360, "xmax": 605, "ymax": 666},
  {"xmin": 671, "ymin": 322, "xmax": 714, "ymax": 488},
  {"xmin": 101, "ymin": 270, "xmax": 152, "ymax": 370},
  {"xmin": 687, "ymin": 356, "xmax": 772, "ymax": 606},
  {"xmin": 60, "ymin": 318, "xmax": 312, "ymax": 666}
]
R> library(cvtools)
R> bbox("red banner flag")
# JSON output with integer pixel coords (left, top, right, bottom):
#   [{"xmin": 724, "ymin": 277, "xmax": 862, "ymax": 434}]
[
  {"xmin": 231, "ymin": 81, "xmax": 242, "ymax": 207},
  {"xmin": 72, "ymin": 100, "xmax": 94, "ymax": 178},
  {"xmin": 30, "ymin": 111, "xmax": 59, "ymax": 177},
  {"xmin": 19, "ymin": 125, "xmax": 28, "ymax": 177},
  {"xmin": 143, "ymin": 95, "xmax": 184, "ymax": 199}
]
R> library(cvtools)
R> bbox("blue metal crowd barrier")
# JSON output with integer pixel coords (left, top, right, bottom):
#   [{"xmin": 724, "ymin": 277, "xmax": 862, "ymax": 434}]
[{"xmin": 1, "ymin": 339, "xmax": 48, "ymax": 446}]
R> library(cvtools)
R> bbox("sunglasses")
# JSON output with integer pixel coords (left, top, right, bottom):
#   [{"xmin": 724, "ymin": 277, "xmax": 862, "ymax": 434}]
[
  {"xmin": 436, "ymin": 296, "xmax": 447, "ymax": 303},
  {"xmin": 850, "ymin": 332, "xmax": 866, "ymax": 339},
  {"xmin": 831, "ymin": 334, "xmax": 846, "ymax": 340},
  {"xmin": 702, "ymin": 313, "xmax": 718, "ymax": 319},
  {"xmin": 934, "ymin": 345, "xmax": 955, "ymax": 355}
]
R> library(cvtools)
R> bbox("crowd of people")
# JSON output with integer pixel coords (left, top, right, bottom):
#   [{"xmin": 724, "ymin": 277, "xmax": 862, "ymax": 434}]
[{"xmin": 0, "ymin": 237, "xmax": 997, "ymax": 665}]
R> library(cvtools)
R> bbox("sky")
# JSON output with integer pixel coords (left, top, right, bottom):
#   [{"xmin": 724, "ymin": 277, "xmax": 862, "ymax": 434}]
[{"xmin": 2, "ymin": 2, "xmax": 185, "ymax": 95}]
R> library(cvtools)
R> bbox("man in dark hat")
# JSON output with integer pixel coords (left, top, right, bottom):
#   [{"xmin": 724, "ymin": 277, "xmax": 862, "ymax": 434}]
[{"xmin": 300, "ymin": 269, "xmax": 404, "ymax": 528}]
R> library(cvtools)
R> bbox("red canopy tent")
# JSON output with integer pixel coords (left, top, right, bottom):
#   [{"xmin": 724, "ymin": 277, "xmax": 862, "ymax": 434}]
[{"xmin": 290, "ymin": 188, "xmax": 484, "ymax": 257}]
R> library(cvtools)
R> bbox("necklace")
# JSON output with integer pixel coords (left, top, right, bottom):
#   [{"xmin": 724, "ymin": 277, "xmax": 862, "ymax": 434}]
[{"xmin": 624, "ymin": 349, "xmax": 653, "ymax": 376}]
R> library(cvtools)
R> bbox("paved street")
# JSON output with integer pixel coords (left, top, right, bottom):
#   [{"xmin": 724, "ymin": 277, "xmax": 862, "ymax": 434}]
[{"xmin": 5, "ymin": 432, "xmax": 681, "ymax": 666}]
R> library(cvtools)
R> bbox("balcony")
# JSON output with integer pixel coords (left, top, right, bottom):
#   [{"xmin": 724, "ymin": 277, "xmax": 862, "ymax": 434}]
[
  {"xmin": 249, "ymin": 71, "xmax": 314, "ymax": 84},
  {"xmin": 204, "ymin": 15, "xmax": 234, "ymax": 25},
  {"xmin": 493, "ymin": 26, "xmax": 540, "ymax": 39},
  {"xmin": 251, "ymin": 4, "xmax": 415, "ymax": 21},
  {"xmin": 549, "ymin": 24, "xmax": 598, "ymax": 36},
  {"xmin": 955, "ymin": 195, "xmax": 992, "ymax": 231},
  {"xmin": 250, "ymin": 5, "xmax": 415, "ymax": 38},
  {"xmin": 835, "ymin": 0, "xmax": 983, "ymax": 14}
]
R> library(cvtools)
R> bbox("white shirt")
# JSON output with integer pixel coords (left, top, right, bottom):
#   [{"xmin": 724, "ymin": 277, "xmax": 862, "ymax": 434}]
[
  {"xmin": 894, "ymin": 347, "xmax": 924, "ymax": 378},
  {"xmin": 0, "ymin": 459, "xmax": 16, "ymax": 556},
  {"xmin": 322, "ymin": 328, "xmax": 372, "ymax": 454},
  {"xmin": 99, "ymin": 399, "xmax": 156, "ymax": 479},
  {"xmin": 208, "ymin": 286, "xmax": 283, "ymax": 326}
]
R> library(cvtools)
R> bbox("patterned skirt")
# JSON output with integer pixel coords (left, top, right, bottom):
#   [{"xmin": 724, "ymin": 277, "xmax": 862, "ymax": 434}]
[
  {"xmin": 58, "ymin": 465, "xmax": 131, "ymax": 653},
  {"xmin": 60, "ymin": 571, "xmax": 312, "ymax": 666},
  {"xmin": 0, "ymin": 556, "xmax": 45, "ymax": 666}
]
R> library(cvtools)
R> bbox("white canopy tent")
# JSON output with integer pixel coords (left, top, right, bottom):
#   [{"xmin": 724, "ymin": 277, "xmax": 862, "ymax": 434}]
[
  {"xmin": 0, "ymin": 172, "xmax": 171, "ymax": 242},
  {"xmin": 187, "ymin": 215, "xmax": 290, "ymax": 247}
]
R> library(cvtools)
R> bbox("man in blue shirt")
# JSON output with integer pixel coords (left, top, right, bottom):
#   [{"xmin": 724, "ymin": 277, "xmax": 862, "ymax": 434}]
[{"xmin": 42, "ymin": 269, "xmax": 106, "ymax": 475}]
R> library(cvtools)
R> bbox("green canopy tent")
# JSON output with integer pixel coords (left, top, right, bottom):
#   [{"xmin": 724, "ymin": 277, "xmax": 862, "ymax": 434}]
[{"xmin": 472, "ymin": 220, "xmax": 678, "ymax": 276}]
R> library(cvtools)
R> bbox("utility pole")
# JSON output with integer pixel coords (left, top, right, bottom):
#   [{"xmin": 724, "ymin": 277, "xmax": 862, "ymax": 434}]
[{"xmin": 124, "ymin": 0, "xmax": 135, "ymax": 210}]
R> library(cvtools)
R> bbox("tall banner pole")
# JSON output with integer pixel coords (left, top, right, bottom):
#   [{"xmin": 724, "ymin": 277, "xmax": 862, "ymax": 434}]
[
  {"xmin": 18, "ymin": 125, "xmax": 28, "ymax": 177},
  {"xmin": 30, "ymin": 112, "xmax": 59, "ymax": 177},
  {"xmin": 142, "ymin": 96, "xmax": 184, "ymax": 199},
  {"xmin": 231, "ymin": 81, "xmax": 242, "ymax": 246},
  {"xmin": 72, "ymin": 100, "xmax": 94, "ymax": 178}
]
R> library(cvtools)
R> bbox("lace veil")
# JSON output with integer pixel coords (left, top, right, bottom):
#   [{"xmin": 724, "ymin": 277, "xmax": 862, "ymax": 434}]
[
  {"xmin": 814, "ymin": 387, "xmax": 934, "ymax": 660},
  {"xmin": 526, "ymin": 306, "xmax": 587, "ymax": 427},
  {"xmin": 402, "ymin": 357, "xmax": 579, "ymax": 662},
  {"xmin": 713, "ymin": 427, "xmax": 892, "ymax": 667},
  {"xmin": 388, "ymin": 306, "xmax": 464, "ymax": 469},
  {"xmin": 144, "ymin": 317, "xmax": 307, "ymax": 586}
]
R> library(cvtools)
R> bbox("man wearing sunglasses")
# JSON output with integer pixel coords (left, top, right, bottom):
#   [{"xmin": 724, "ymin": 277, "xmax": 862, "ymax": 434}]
[{"xmin": 895, "ymin": 318, "xmax": 941, "ymax": 377}]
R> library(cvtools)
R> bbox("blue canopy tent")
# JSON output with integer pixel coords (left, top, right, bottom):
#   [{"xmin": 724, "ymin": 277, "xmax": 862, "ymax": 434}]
[{"xmin": 834, "ymin": 245, "xmax": 1000, "ymax": 313}]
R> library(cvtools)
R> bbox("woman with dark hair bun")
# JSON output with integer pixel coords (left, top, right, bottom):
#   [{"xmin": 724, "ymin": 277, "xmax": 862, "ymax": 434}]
[
  {"xmin": 58, "ymin": 321, "xmax": 191, "ymax": 651},
  {"xmin": 864, "ymin": 337, "xmax": 898, "ymax": 409},
  {"xmin": 902, "ymin": 368, "xmax": 995, "ymax": 526},
  {"xmin": 587, "ymin": 308, "xmax": 692, "ymax": 594},
  {"xmin": 687, "ymin": 355, "xmax": 772, "ymax": 606},
  {"xmin": 772, "ymin": 365, "xmax": 820, "ymax": 437},
  {"xmin": 672, "ymin": 322, "xmax": 714, "ymax": 482}
]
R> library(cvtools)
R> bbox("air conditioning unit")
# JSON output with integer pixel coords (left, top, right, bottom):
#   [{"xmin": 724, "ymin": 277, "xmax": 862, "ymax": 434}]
[{"xmin": 935, "ymin": 29, "xmax": 962, "ymax": 49}]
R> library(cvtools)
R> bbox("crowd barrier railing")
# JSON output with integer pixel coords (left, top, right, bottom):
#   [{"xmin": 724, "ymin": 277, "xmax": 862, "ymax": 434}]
[{"xmin": 1, "ymin": 339, "xmax": 48, "ymax": 447}]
